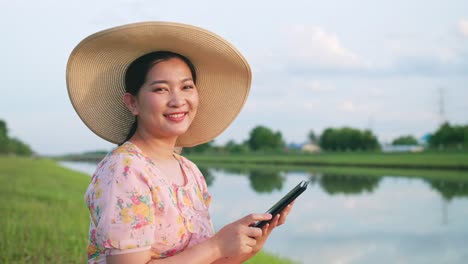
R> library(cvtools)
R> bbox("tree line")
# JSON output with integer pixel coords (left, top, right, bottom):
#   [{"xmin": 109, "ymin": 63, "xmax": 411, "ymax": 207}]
[
  {"xmin": 428, "ymin": 122, "xmax": 468, "ymax": 149},
  {"xmin": 184, "ymin": 125, "xmax": 381, "ymax": 154},
  {"xmin": 185, "ymin": 122, "xmax": 468, "ymax": 154},
  {"xmin": 0, "ymin": 119, "xmax": 33, "ymax": 156},
  {"xmin": 2, "ymin": 117, "xmax": 465, "ymax": 157}
]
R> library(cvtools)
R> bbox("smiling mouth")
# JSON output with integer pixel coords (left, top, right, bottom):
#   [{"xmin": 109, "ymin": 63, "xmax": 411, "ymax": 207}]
[{"xmin": 164, "ymin": 112, "xmax": 188, "ymax": 122}]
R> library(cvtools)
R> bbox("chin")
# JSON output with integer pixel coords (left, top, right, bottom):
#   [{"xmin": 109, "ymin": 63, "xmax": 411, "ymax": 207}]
[{"xmin": 166, "ymin": 127, "xmax": 190, "ymax": 137}]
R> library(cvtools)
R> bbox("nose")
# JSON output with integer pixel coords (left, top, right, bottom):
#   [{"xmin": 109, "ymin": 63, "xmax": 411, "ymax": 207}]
[{"xmin": 168, "ymin": 90, "xmax": 186, "ymax": 108}]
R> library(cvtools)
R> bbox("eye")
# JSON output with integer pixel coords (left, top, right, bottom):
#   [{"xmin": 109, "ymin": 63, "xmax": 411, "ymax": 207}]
[
  {"xmin": 183, "ymin": 85, "xmax": 195, "ymax": 90},
  {"xmin": 152, "ymin": 87, "xmax": 167, "ymax": 93}
]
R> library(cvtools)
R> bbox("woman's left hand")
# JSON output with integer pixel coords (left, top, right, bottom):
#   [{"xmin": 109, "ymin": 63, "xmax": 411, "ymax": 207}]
[
  {"xmin": 212, "ymin": 202, "xmax": 294, "ymax": 264},
  {"xmin": 251, "ymin": 202, "xmax": 294, "ymax": 254}
]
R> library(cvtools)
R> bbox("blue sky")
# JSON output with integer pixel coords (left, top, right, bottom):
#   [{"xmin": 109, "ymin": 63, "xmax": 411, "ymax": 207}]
[{"xmin": 1, "ymin": 0, "xmax": 467, "ymax": 155}]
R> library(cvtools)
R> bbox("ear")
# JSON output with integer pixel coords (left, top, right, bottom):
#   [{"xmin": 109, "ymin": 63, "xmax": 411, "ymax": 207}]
[{"xmin": 123, "ymin": 93, "xmax": 139, "ymax": 115}]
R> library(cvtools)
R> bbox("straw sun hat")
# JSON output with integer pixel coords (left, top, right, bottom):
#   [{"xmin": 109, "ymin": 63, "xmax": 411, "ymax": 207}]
[{"xmin": 66, "ymin": 21, "xmax": 251, "ymax": 147}]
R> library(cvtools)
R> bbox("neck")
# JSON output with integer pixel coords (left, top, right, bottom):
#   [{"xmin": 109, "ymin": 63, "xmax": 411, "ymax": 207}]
[{"xmin": 129, "ymin": 131, "xmax": 178, "ymax": 161}]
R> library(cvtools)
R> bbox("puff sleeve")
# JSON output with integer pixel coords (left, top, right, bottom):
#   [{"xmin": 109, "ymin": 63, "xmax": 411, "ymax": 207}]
[{"xmin": 85, "ymin": 154, "xmax": 155, "ymax": 257}]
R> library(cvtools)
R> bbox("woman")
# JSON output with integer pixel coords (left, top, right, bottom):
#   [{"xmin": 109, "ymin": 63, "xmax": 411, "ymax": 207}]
[{"xmin": 67, "ymin": 22, "xmax": 293, "ymax": 264}]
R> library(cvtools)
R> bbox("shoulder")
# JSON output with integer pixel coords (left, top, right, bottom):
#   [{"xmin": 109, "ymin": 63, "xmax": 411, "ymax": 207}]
[
  {"xmin": 108, "ymin": 142, "xmax": 146, "ymax": 161},
  {"xmin": 85, "ymin": 144, "xmax": 153, "ymax": 205},
  {"xmin": 102, "ymin": 142, "xmax": 149, "ymax": 167},
  {"xmin": 92, "ymin": 143, "xmax": 149, "ymax": 184},
  {"xmin": 175, "ymin": 154, "xmax": 199, "ymax": 172}
]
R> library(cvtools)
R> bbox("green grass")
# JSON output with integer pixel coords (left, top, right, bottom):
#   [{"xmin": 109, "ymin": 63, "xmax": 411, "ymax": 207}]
[
  {"xmin": 187, "ymin": 151, "xmax": 468, "ymax": 170},
  {"xmin": 0, "ymin": 156, "xmax": 295, "ymax": 263},
  {"xmin": 0, "ymin": 156, "xmax": 90, "ymax": 263},
  {"xmin": 246, "ymin": 252, "xmax": 298, "ymax": 264}
]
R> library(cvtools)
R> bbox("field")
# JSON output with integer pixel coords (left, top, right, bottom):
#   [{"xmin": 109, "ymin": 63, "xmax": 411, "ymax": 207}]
[
  {"xmin": 0, "ymin": 156, "xmax": 295, "ymax": 264},
  {"xmin": 0, "ymin": 156, "xmax": 89, "ymax": 263}
]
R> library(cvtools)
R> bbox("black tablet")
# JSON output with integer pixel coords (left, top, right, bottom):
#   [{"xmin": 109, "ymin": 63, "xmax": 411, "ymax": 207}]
[{"xmin": 253, "ymin": 180, "xmax": 309, "ymax": 228}]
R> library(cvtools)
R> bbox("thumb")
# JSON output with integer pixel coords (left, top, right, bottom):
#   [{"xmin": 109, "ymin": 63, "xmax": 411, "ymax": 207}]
[{"xmin": 240, "ymin": 213, "xmax": 272, "ymax": 225}]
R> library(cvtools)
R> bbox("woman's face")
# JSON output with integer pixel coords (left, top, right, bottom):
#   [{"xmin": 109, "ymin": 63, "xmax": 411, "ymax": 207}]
[{"xmin": 129, "ymin": 57, "xmax": 199, "ymax": 141}]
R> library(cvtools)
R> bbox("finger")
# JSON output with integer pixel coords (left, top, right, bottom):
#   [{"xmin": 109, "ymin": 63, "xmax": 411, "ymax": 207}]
[
  {"xmin": 278, "ymin": 214, "xmax": 287, "ymax": 226},
  {"xmin": 269, "ymin": 214, "xmax": 281, "ymax": 230},
  {"xmin": 278, "ymin": 205, "xmax": 292, "ymax": 225},
  {"xmin": 241, "ymin": 213, "xmax": 272, "ymax": 225},
  {"xmin": 280, "ymin": 202, "xmax": 294, "ymax": 215},
  {"xmin": 262, "ymin": 222, "xmax": 272, "ymax": 236},
  {"xmin": 246, "ymin": 226, "xmax": 263, "ymax": 238},
  {"xmin": 245, "ymin": 236, "xmax": 257, "ymax": 247},
  {"xmin": 272, "ymin": 213, "xmax": 283, "ymax": 229},
  {"xmin": 283, "ymin": 203, "xmax": 294, "ymax": 214}
]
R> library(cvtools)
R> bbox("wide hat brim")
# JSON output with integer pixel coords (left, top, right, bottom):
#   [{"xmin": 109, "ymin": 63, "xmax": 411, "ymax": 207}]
[{"xmin": 66, "ymin": 22, "xmax": 251, "ymax": 147}]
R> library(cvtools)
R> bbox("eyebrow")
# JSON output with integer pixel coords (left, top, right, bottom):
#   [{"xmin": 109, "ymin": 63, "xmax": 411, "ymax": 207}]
[{"xmin": 148, "ymin": 77, "xmax": 193, "ymax": 86}]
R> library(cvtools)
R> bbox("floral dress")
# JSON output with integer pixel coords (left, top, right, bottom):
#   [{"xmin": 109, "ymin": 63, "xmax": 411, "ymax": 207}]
[{"xmin": 85, "ymin": 142, "xmax": 214, "ymax": 263}]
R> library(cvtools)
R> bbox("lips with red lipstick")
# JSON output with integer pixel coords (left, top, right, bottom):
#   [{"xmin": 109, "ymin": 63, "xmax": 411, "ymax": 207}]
[{"xmin": 164, "ymin": 112, "xmax": 188, "ymax": 122}]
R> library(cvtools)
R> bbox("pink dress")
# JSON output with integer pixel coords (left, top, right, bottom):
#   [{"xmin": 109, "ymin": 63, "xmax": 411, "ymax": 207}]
[{"xmin": 85, "ymin": 142, "xmax": 214, "ymax": 263}]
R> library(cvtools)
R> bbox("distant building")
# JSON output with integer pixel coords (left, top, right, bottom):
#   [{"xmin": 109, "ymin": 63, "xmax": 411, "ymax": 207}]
[
  {"xmin": 381, "ymin": 144, "xmax": 424, "ymax": 153},
  {"xmin": 301, "ymin": 143, "xmax": 321, "ymax": 153},
  {"xmin": 420, "ymin": 133, "xmax": 431, "ymax": 146},
  {"xmin": 287, "ymin": 143, "xmax": 304, "ymax": 150}
]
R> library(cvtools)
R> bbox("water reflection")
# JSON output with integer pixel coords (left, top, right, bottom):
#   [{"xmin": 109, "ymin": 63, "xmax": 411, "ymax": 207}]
[
  {"xmin": 315, "ymin": 173, "xmax": 381, "ymax": 195},
  {"xmin": 199, "ymin": 166, "xmax": 287, "ymax": 193},
  {"xmin": 63, "ymin": 160, "xmax": 468, "ymax": 200},
  {"xmin": 199, "ymin": 165, "xmax": 468, "ymax": 200},
  {"xmin": 60, "ymin": 161, "xmax": 468, "ymax": 264},
  {"xmin": 248, "ymin": 170, "xmax": 285, "ymax": 193},
  {"xmin": 426, "ymin": 179, "xmax": 468, "ymax": 201}
]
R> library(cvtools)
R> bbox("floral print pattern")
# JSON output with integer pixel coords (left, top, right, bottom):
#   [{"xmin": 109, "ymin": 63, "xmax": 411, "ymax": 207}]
[{"xmin": 85, "ymin": 142, "xmax": 214, "ymax": 263}]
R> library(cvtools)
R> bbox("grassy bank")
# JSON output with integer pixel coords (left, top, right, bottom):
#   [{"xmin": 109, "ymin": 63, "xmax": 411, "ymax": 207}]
[
  {"xmin": 187, "ymin": 151, "xmax": 468, "ymax": 170},
  {"xmin": 0, "ymin": 156, "xmax": 89, "ymax": 263},
  {"xmin": 0, "ymin": 156, "xmax": 295, "ymax": 264}
]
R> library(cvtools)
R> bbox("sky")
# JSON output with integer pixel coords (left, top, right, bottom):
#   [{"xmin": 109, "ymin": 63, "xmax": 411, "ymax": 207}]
[{"xmin": 1, "ymin": 0, "xmax": 467, "ymax": 155}]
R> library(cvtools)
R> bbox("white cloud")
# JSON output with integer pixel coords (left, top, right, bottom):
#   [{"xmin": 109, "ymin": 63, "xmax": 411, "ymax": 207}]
[
  {"xmin": 341, "ymin": 101, "xmax": 357, "ymax": 112},
  {"xmin": 382, "ymin": 20, "xmax": 468, "ymax": 76},
  {"xmin": 284, "ymin": 25, "xmax": 370, "ymax": 69},
  {"xmin": 304, "ymin": 80, "xmax": 335, "ymax": 92},
  {"xmin": 459, "ymin": 18, "xmax": 468, "ymax": 37}
]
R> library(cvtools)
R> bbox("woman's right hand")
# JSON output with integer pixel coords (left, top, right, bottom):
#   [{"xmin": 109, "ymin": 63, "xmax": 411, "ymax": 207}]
[{"xmin": 212, "ymin": 213, "xmax": 272, "ymax": 259}]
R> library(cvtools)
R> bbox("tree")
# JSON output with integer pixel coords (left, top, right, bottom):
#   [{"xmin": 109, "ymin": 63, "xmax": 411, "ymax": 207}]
[
  {"xmin": 429, "ymin": 122, "xmax": 468, "ymax": 149},
  {"xmin": 247, "ymin": 126, "xmax": 285, "ymax": 151},
  {"xmin": 319, "ymin": 127, "xmax": 379, "ymax": 151},
  {"xmin": 224, "ymin": 140, "xmax": 249, "ymax": 154},
  {"xmin": 7, "ymin": 138, "xmax": 33, "ymax": 156},
  {"xmin": 0, "ymin": 120, "xmax": 8, "ymax": 154},
  {"xmin": 0, "ymin": 119, "xmax": 34, "ymax": 156},
  {"xmin": 183, "ymin": 140, "xmax": 215, "ymax": 154},
  {"xmin": 308, "ymin": 130, "xmax": 318, "ymax": 143},
  {"xmin": 392, "ymin": 135, "xmax": 418, "ymax": 145}
]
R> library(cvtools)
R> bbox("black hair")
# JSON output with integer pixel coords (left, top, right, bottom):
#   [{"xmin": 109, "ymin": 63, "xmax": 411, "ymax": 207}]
[{"xmin": 120, "ymin": 51, "xmax": 197, "ymax": 145}]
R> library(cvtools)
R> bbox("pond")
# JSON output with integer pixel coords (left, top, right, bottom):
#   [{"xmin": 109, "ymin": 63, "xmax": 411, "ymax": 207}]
[{"xmin": 60, "ymin": 161, "xmax": 468, "ymax": 264}]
